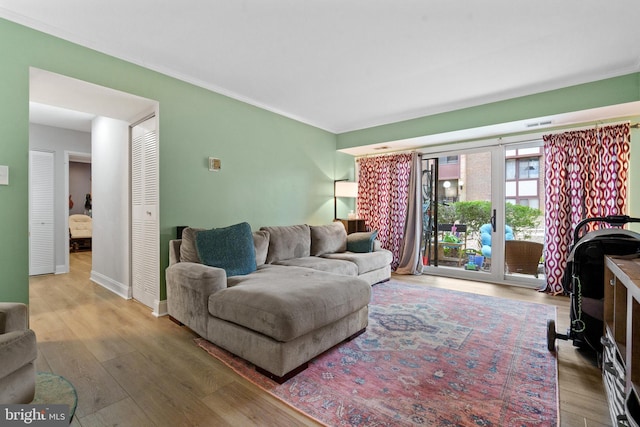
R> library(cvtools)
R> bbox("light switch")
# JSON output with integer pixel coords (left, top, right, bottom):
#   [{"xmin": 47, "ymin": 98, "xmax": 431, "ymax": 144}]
[{"xmin": 0, "ymin": 165, "xmax": 8, "ymax": 185}]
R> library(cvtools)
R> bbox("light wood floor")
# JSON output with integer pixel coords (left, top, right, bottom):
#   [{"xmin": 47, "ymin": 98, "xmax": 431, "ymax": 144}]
[{"xmin": 28, "ymin": 252, "xmax": 612, "ymax": 426}]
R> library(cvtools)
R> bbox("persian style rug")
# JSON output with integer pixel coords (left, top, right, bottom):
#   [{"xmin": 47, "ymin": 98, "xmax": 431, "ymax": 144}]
[{"xmin": 196, "ymin": 281, "xmax": 558, "ymax": 426}]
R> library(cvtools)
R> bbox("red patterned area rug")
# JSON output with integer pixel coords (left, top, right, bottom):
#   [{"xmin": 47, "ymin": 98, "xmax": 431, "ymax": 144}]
[{"xmin": 195, "ymin": 280, "xmax": 558, "ymax": 426}]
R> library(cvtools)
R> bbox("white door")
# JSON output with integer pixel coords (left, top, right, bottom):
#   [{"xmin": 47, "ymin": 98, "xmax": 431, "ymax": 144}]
[
  {"xmin": 29, "ymin": 150, "xmax": 55, "ymax": 275},
  {"xmin": 422, "ymin": 147, "xmax": 505, "ymax": 282},
  {"xmin": 131, "ymin": 116, "xmax": 159, "ymax": 311}
]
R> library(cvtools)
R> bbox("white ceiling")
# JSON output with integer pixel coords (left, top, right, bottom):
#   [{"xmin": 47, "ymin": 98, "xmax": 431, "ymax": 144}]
[
  {"xmin": 3, "ymin": 1, "xmax": 640, "ymax": 135},
  {"xmin": 29, "ymin": 102, "xmax": 95, "ymax": 133},
  {"xmin": 29, "ymin": 68, "xmax": 157, "ymax": 132}
]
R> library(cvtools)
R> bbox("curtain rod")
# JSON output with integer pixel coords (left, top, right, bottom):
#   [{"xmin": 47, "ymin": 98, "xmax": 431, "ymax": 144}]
[
  {"xmin": 549, "ymin": 120, "xmax": 637, "ymax": 134},
  {"xmin": 354, "ymin": 150, "xmax": 419, "ymax": 160}
]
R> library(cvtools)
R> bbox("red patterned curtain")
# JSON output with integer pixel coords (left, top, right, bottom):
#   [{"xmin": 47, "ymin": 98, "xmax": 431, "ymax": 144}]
[
  {"xmin": 357, "ymin": 153, "xmax": 412, "ymax": 270},
  {"xmin": 542, "ymin": 123, "xmax": 630, "ymax": 293}
]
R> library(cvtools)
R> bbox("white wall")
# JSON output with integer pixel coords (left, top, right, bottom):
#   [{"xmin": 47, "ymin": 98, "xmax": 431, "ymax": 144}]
[
  {"xmin": 90, "ymin": 116, "xmax": 130, "ymax": 298},
  {"xmin": 29, "ymin": 124, "xmax": 91, "ymax": 273}
]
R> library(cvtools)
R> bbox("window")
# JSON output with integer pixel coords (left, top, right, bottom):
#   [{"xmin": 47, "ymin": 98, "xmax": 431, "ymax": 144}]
[
  {"xmin": 506, "ymin": 159, "xmax": 516, "ymax": 180},
  {"xmin": 505, "ymin": 156, "xmax": 541, "ymax": 209},
  {"xmin": 518, "ymin": 158, "xmax": 539, "ymax": 179},
  {"xmin": 507, "ymin": 157, "xmax": 539, "ymax": 180},
  {"xmin": 438, "ymin": 155, "xmax": 459, "ymax": 165}
]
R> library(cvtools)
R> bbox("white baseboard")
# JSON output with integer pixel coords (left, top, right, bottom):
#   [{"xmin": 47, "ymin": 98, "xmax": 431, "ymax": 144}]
[
  {"xmin": 55, "ymin": 264, "xmax": 68, "ymax": 274},
  {"xmin": 153, "ymin": 299, "xmax": 168, "ymax": 317},
  {"xmin": 89, "ymin": 271, "xmax": 166, "ymax": 317},
  {"xmin": 90, "ymin": 270, "xmax": 132, "ymax": 299}
]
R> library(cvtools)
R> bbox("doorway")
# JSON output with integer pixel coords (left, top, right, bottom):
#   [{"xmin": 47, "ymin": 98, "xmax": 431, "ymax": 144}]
[
  {"xmin": 65, "ymin": 152, "xmax": 92, "ymax": 272},
  {"xmin": 421, "ymin": 141, "xmax": 545, "ymax": 289},
  {"xmin": 29, "ymin": 68, "xmax": 160, "ymax": 309}
]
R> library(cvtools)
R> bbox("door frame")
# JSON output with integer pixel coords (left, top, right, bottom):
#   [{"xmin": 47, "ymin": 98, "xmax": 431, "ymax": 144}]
[
  {"xmin": 500, "ymin": 136, "xmax": 546, "ymax": 289},
  {"xmin": 420, "ymin": 143, "xmax": 507, "ymax": 284},
  {"xmin": 63, "ymin": 151, "xmax": 92, "ymax": 274},
  {"xmin": 419, "ymin": 136, "xmax": 544, "ymax": 289}
]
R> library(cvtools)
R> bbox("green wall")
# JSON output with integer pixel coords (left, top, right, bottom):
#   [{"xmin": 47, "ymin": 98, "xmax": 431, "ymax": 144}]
[
  {"xmin": 337, "ymin": 73, "xmax": 640, "ymax": 227},
  {"xmin": 0, "ymin": 19, "xmax": 340, "ymax": 303},
  {"xmin": 3, "ymin": 17, "xmax": 639, "ymax": 305},
  {"xmin": 337, "ymin": 73, "xmax": 640, "ymax": 149}
]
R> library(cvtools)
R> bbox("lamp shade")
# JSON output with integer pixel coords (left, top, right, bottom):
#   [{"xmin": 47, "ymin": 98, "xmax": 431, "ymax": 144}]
[{"xmin": 334, "ymin": 181, "xmax": 358, "ymax": 198}]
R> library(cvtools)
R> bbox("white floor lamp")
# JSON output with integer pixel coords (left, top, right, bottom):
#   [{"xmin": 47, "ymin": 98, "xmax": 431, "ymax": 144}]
[{"xmin": 334, "ymin": 180, "xmax": 358, "ymax": 219}]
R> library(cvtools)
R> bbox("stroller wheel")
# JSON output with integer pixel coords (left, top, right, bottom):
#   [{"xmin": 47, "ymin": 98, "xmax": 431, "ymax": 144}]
[{"xmin": 547, "ymin": 319, "xmax": 557, "ymax": 352}]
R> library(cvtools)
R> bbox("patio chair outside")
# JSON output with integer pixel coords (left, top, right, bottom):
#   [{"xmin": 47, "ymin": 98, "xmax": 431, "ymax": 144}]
[{"xmin": 505, "ymin": 240, "xmax": 543, "ymax": 277}]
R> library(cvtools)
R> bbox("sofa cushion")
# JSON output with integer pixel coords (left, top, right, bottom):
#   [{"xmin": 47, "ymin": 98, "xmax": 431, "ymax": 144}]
[
  {"xmin": 253, "ymin": 230, "xmax": 270, "ymax": 267},
  {"xmin": 180, "ymin": 227, "xmax": 205, "ymax": 263},
  {"xmin": 273, "ymin": 256, "xmax": 358, "ymax": 276},
  {"xmin": 310, "ymin": 223, "xmax": 347, "ymax": 256},
  {"xmin": 210, "ymin": 267, "xmax": 370, "ymax": 342},
  {"xmin": 347, "ymin": 230, "xmax": 378, "ymax": 253},
  {"xmin": 323, "ymin": 249, "xmax": 393, "ymax": 275},
  {"xmin": 196, "ymin": 222, "xmax": 256, "ymax": 277},
  {"xmin": 261, "ymin": 224, "xmax": 310, "ymax": 263}
]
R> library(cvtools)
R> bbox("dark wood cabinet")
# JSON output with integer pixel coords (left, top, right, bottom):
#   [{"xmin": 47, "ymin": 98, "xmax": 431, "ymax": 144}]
[
  {"xmin": 337, "ymin": 219, "xmax": 366, "ymax": 234},
  {"xmin": 602, "ymin": 256, "xmax": 640, "ymax": 426}
]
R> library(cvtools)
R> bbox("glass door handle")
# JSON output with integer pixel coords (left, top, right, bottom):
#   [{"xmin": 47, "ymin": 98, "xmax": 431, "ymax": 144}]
[{"xmin": 490, "ymin": 209, "xmax": 497, "ymax": 232}]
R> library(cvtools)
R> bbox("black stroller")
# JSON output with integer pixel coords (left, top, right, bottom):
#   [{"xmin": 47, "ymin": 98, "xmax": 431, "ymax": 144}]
[{"xmin": 547, "ymin": 215, "xmax": 640, "ymax": 353}]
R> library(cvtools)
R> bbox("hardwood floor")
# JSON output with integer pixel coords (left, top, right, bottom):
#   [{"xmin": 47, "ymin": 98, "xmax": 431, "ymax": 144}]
[{"xmin": 28, "ymin": 252, "xmax": 612, "ymax": 426}]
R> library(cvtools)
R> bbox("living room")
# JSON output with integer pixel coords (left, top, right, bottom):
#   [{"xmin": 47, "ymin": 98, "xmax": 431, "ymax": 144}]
[
  {"xmin": 2, "ymin": 3, "xmax": 640, "ymax": 426},
  {"xmin": 2, "ymin": 5, "xmax": 640, "ymax": 307}
]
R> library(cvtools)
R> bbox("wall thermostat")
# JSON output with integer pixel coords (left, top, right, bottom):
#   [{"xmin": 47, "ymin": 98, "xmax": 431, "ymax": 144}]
[{"xmin": 208, "ymin": 157, "xmax": 221, "ymax": 172}]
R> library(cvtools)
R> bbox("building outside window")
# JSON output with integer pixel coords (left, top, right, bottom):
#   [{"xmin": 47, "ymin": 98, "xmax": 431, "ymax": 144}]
[
  {"xmin": 505, "ymin": 147, "xmax": 543, "ymax": 211},
  {"xmin": 432, "ymin": 148, "xmax": 543, "ymax": 210}
]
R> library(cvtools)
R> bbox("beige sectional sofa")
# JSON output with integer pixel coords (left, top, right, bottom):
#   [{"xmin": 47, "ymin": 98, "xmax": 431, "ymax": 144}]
[
  {"xmin": 166, "ymin": 222, "xmax": 392, "ymax": 382},
  {"xmin": 0, "ymin": 303, "xmax": 37, "ymax": 404}
]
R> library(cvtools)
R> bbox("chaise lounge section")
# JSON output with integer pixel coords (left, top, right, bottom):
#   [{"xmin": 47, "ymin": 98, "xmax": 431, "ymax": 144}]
[{"xmin": 166, "ymin": 222, "xmax": 392, "ymax": 382}]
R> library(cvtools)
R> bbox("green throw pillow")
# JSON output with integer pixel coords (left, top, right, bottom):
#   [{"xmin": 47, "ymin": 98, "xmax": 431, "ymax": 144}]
[
  {"xmin": 347, "ymin": 230, "xmax": 378, "ymax": 253},
  {"xmin": 195, "ymin": 222, "xmax": 257, "ymax": 276}
]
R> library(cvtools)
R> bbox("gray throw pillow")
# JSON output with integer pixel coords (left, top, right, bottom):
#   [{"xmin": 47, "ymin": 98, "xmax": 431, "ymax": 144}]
[
  {"xmin": 310, "ymin": 223, "xmax": 347, "ymax": 256},
  {"xmin": 260, "ymin": 224, "xmax": 311, "ymax": 263},
  {"xmin": 196, "ymin": 222, "xmax": 257, "ymax": 277},
  {"xmin": 180, "ymin": 227, "xmax": 204, "ymax": 263},
  {"xmin": 347, "ymin": 230, "xmax": 379, "ymax": 253},
  {"xmin": 253, "ymin": 230, "xmax": 270, "ymax": 267}
]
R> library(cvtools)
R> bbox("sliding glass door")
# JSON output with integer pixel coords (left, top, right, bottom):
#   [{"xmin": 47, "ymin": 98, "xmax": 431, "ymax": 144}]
[
  {"xmin": 503, "ymin": 141, "xmax": 545, "ymax": 287},
  {"xmin": 421, "ymin": 140, "xmax": 545, "ymax": 289},
  {"xmin": 422, "ymin": 147, "xmax": 502, "ymax": 280}
]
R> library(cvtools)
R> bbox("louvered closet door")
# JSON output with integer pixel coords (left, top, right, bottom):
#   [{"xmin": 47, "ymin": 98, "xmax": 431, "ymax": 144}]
[
  {"xmin": 29, "ymin": 150, "xmax": 55, "ymax": 275},
  {"xmin": 131, "ymin": 116, "xmax": 159, "ymax": 310}
]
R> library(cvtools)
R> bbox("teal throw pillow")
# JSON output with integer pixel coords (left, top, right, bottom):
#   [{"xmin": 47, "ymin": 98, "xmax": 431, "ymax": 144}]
[
  {"xmin": 195, "ymin": 222, "xmax": 257, "ymax": 276},
  {"xmin": 347, "ymin": 230, "xmax": 378, "ymax": 253}
]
